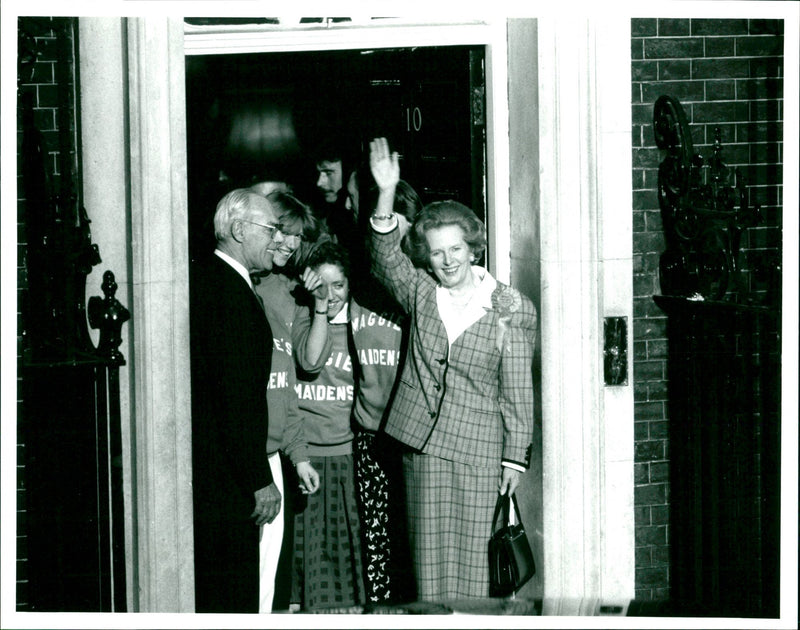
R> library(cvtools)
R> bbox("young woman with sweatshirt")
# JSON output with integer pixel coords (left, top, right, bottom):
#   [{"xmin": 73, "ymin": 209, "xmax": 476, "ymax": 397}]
[{"xmin": 290, "ymin": 240, "xmax": 407, "ymax": 610}]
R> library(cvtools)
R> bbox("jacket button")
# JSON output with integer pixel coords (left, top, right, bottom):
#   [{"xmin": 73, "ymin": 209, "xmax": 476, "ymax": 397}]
[
  {"xmin": 437, "ymin": 358, "xmax": 446, "ymax": 365},
  {"xmin": 434, "ymin": 384, "xmax": 441, "ymax": 391},
  {"xmin": 429, "ymin": 411, "xmax": 436, "ymax": 418}
]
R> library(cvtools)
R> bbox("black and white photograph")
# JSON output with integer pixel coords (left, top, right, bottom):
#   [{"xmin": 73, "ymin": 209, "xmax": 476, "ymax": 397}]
[{"xmin": 1, "ymin": 2, "xmax": 797, "ymax": 628}]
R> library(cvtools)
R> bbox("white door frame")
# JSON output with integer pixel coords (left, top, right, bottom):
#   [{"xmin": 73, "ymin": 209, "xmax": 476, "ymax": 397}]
[
  {"xmin": 183, "ymin": 20, "xmax": 513, "ymax": 281},
  {"xmin": 81, "ymin": 15, "xmax": 634, "ymax": 613}
]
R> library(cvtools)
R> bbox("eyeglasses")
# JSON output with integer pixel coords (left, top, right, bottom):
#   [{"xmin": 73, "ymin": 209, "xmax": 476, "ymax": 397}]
[
  {"xmin": 240, "ymin": 219, "xmax": 282, "ymax": 238},
  {"xmin": 240, "ymin": 219, "xmax": 306, "ymax": 245}
]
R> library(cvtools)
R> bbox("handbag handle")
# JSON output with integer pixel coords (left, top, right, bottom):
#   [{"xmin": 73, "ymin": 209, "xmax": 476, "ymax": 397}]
[{"xmin": 491, "ymin": 493, "xmax": 523, "ymax": 532}]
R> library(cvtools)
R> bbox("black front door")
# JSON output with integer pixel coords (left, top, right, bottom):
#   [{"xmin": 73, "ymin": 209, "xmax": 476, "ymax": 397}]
[{"xmin": 185, "ymin": 45, "xmax": 487, "ymax": 263}]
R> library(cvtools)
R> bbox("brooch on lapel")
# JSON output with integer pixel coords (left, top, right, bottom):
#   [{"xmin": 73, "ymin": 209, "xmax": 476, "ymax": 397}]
[{"xmin": 490, "ymin": 285, "xmax": 522, "ymax": 353}]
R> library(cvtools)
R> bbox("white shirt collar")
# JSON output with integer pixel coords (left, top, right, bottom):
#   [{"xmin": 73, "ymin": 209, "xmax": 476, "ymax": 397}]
[
  {"xmin": 329, "ymin": 302, "xmax": 350, "ymax": 324},
  {"xmin": 215, "ymin": 249, "xmax": 253, "ymax": 290},
  {"xmin": 472, "ymin": 267, "xmax": 497, "ymax": 309},
  {"xmin": 436, "ymin": 267, "xmax": 497, "ymax": 346}
]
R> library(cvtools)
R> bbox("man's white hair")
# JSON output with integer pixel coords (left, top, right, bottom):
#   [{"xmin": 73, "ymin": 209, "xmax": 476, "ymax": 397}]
[{"xmin": 213, "ymin": 188, "xmax": 258, "ymax": 242}]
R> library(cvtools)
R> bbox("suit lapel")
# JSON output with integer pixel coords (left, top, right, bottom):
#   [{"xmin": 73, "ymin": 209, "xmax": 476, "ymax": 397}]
[{"xmin": 415, "ymin": 283, "xmax": 449, "ymax": 358}]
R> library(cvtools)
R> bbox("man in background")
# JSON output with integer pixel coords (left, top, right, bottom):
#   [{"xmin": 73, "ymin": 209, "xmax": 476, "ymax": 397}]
[{"xmin": 312, "ymin": 136, "xmax": 362, "ymax": 250}]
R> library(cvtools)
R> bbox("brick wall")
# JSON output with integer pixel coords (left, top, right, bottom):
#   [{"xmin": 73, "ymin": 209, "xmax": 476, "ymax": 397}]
[
  {"xmin": 631, "ymin": 17, "xmax": 784, "ymax": 601},
  {"xmin": 16, "ymin": 16, "xmax": 81, "ymax": 611}
]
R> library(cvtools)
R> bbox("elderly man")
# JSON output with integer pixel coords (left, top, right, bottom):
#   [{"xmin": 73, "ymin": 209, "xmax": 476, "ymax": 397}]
[{"xmin": 190, "ymin": 188, "xmax": 284, "ymax": 613}]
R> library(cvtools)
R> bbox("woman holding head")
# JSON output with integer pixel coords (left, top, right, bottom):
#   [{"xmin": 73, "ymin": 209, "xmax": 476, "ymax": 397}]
[
  {"xmin": 367, "ymin": 137, "xmax": 538, "ymax": 601},
  {"xmin": 290, "ymin": 239, "xmax": 407, "ymax": 610}
]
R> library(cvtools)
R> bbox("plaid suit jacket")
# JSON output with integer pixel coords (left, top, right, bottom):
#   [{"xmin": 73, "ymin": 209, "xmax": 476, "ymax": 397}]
[{"xmin": 370, "ymin": 227, "xmax": 536, "ymax": 469}]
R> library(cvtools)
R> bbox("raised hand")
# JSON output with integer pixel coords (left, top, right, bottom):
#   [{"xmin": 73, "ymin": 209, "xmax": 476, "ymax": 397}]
[
  {"xmin": 369, "ymin": 137, "xmax": 400, "ymax": 192},
  {"xmin": 301, "ymin": 267, "xmax": 328, "ymax": 303}
]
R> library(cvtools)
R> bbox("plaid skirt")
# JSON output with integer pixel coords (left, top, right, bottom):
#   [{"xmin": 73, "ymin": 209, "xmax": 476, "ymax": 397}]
[
  {"xmin": 403, "ymin": 451, "xmax": 499, "ymax": 601},
  {"xmin": 291, "ymin": 453, "xmax": 365, "ymax": 611}
]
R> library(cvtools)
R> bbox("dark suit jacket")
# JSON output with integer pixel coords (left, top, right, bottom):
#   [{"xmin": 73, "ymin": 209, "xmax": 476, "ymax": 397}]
[{"xmin": 190, "ymin": 253, "xmax": 273, "ymax": 612}]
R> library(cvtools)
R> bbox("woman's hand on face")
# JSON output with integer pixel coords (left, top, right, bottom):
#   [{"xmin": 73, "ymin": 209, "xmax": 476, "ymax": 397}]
[
  {"xmin": 301, "ymin": 267, "xmax": 329, "ymax": 313},
  {"xmin": 301, "ymin": 267, "xmax": 327, "ymax": 301},
  {"xmin": 369, "ymin": 137, "xmax": 400, "ymax": 192},
  {"xmin": 499, "ymin": 467, "xmax": 522, "ymax": 496}
]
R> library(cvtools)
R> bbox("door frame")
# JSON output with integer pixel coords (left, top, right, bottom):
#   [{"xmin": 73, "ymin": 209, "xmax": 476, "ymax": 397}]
[
  {"xmin": 80, "ymin": 15, "xmax": 635, "ymax": 613},
  {"xmin": 183, "ymin": 19, "xmax": 512, "ymax": 280}
]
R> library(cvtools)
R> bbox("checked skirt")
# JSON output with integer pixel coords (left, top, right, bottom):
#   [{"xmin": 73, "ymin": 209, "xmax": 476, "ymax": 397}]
[
  {"xmin": 402, "ymin": 451, "xmax": 498, "ymax": 601},
  {"xmin": 291, "ymin": 453, "xmax": 365, "ymax": 611}
]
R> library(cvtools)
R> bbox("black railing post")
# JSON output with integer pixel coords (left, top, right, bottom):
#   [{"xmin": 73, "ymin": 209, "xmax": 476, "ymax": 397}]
[{"xmin": 88, "ymin": 270, "xmax": 130, "ymax": 611}]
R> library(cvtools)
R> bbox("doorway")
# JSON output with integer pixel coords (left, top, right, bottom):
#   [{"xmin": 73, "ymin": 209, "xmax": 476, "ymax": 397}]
[
  {"xmin": 108, "ymin": 16, "xmax": 635, "ymax": 612},
  {"xmin": 185, "ymin": 45, "xmax": 488, "ymax": 265}
]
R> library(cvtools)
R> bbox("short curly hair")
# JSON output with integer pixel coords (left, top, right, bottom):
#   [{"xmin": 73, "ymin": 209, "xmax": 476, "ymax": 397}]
[{"xmin": 405, "ymin": 200, "xmax": 487, "ymax": 267}]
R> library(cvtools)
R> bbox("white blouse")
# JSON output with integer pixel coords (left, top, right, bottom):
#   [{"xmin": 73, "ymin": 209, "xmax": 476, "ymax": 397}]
[{"xmin": 435, "ymin": 266, "xmax": 497, "ymax": 347}]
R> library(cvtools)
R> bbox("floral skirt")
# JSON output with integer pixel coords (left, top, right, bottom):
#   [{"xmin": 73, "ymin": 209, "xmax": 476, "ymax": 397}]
[{"xmin": 354, "ymin": 430, "xmax": 393, "ymax": 603}]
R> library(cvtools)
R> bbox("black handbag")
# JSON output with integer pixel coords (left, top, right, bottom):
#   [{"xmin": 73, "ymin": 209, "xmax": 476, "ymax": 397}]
[{"xmin": 488, "ymin": 493, "xmax": 535, "ymax": 597}]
